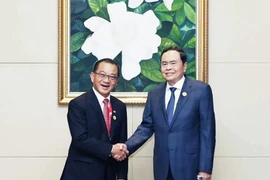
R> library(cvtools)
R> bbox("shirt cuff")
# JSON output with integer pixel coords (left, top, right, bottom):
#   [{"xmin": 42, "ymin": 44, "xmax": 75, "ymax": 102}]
[{"xmin": 109, "ymin": 145, "xmax": 113, "ymax": 157}]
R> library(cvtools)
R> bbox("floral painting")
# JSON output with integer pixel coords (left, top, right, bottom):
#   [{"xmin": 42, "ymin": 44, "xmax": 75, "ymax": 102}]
[
  {"xmin": 58, "ymin": 0, "xmax": 207, "ymax": 104},
  {"xmin": 70, "ymin": 0, "xmax": 197, "ymax": 92}
]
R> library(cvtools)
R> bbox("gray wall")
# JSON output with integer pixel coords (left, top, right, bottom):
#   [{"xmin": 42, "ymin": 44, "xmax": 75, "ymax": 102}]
[{"xmin": 1, "ymin": 0, "xmax": 270, "ymax": 179}]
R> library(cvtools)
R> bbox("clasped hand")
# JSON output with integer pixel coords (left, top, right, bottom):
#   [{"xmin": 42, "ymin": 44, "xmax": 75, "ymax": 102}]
[{"xmin": 111, "ymin": 143, "xmax": 129, "ymax": 161}]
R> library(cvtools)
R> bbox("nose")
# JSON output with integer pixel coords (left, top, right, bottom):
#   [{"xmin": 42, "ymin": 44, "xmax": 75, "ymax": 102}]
[
  {"xmin": 165, "ymin": 63, "xmax": 172, "ymax": 69},
  {"xmin": 102, "ymin": 76, "xmax": 110, "ymax": 82}
]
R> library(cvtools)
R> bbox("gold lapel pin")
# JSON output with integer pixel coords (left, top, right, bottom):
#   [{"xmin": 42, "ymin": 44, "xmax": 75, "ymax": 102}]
[
  {"xmin": 113, "ymin": 115, "xmax": 117, "ymax": 120},
  {"xmin": 182, "ymin": 92, "xmax": 187, "ymax": 96}
]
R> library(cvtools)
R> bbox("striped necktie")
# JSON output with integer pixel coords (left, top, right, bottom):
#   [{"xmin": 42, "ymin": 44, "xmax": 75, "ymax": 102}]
[
  {"xmin": 167, "ymin": 87, "xmax": 176, "ymax": 125},
  {"xmin": 103, "ymin": 98, "xmax": 111, "ymax": 135}
]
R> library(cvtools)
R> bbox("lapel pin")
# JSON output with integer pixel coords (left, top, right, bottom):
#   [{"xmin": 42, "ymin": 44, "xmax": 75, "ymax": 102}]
[
  {"xmin": 182, "ymin": 92, "xmax": 187, "ymax": 96},
  {"xmin": 113, "ymin": 115, "xmax": 117, "ymax": 120},
  {"xmin": 113, "ymin": 110, "xmax": 116, "ymax": 113}
]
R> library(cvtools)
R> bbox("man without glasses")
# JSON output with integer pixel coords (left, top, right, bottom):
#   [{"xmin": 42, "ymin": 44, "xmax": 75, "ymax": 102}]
[{"xmin": 116, "ymin": 46, "xmax": 216, "ymax": 180}]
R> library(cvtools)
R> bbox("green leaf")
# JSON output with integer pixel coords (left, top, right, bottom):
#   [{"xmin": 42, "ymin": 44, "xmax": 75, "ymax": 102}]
[
  {"xmin": 134, "ymin": 3, "xmax": 151, "ymax": 14},
  {"xmin": 115, "ymin": 80, "xmax": 136, "ymax": 92},
  {"xmin": 175, "ymin": 7, "xmax": 186, "ymax": 26},
  {"xmin": 157, "ymin": 21, "xmax": 173, "ymax": 37},
  {"xmin": 140, "ymin": 59, "xmax": 165, "ymax": 82},
  {"xmin": 154, "ymin": 12, "xmax": 173, "ymax": 22},
  {"xmin": 88, "ymin": 0, "xmax": 108, "ymax": 18},
  {"xmin": 186, "ymin": 51, "xmax": 195, "ymax": 62},
  {"xmin": 154, "ymin": 3, "xmax": 170, "ymax": 12},
  {"xmin": 183, "ymin": 36, "xmax": 196, "ymax": 48},
  {"xmin": 188, "ymin": 0, "xmax": 196, "ymax": 8},
  {"xmin": 96, "ymin": 7, "xmax": 109, "ymax": 20},
  {"xmin": 184, "ymin": 2, "xmax": 196, "ymax": 24},
  {"xmin": 143, "ymin": 84, "xmax": 158, "ymax": 92},
  {"xmin": 110, "ymin": 0, "xmax": 126, "ymax": 3},
  {"xmin": 79, "ymin": 8, "xmax": 95, "ymax": 19},
  {"xmin": 181, "ymin": 29, "xmax": 195, "ymax": 45},
  {"xmin": 171, "ymin": 0, "xmax": 184, "ymax": 11},
  {"xmin": 185, "ymin": 60, "xmax": 195, "ymax": 74},
  {"xmin": 71, "ymin": 55, "xmax": 80, "ymax": 64},
  {"xmin": 159, "ymin": 38, "xmax": 177, "ymax": 50},
  {"xmin": 170, "ymin": 24, "xmax": 181, "ymax": 43},
  {"xmin": 70, "ymin": 32, "xmax": 89, "ymax": 52},
  {"xmin": 187, "ymin": 75, "xmax": 195, "ymax": 80},
  {"xmin": 73, "ymin": 61, "xmax": 87, "ymax": 72},
  {"xmin": 155, "ymin": 0, "xmax": 184, "ymax": 12}
]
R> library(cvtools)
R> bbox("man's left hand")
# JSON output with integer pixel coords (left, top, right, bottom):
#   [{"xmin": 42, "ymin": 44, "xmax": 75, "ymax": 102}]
[{"xmin": 198, "ymin": 172, "xmax": 211, "ymax": 180}]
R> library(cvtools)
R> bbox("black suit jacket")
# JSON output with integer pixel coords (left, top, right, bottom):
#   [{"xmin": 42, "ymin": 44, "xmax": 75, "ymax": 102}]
[{"xmin": 61, "ymin": 89, "xmax": 128, "ymax": 180}]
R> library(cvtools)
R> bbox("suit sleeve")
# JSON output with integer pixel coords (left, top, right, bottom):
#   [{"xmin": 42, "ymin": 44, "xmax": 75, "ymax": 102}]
[
  {"xmin": 125, "ymin": 91, "xmax": 155, "ymax": 155},
  {"xmin": 116, "ymin": 104, "xmax": 128, "ymax": 180},
  {"xmin": 67, "ymin": 100, "xmax": 112, "ymax": 160},
  {"xmin": 199, "ymin": 84, "xmax": 216, "ymax": 174}
]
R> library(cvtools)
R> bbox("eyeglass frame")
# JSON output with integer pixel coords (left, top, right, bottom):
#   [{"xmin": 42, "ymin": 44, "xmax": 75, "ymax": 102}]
[{"xmin": 94, "ymin": 72, "xmax": 119, "ymax": 81}]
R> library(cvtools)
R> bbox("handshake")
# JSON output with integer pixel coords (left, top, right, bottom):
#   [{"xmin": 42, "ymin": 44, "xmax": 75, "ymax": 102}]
[{"xmin": 111, "ymin": 143, "xmax": 129, "ymax": 161}]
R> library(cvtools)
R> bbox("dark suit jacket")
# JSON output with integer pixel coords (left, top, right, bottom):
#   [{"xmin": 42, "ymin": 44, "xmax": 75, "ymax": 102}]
[
  {"xmin": 125, "ymin": 77, "xmax": 216, "ymax": 180},
  {"xmin": 61, "ymin": 89, "xmax": 128, "ymax": 180}
]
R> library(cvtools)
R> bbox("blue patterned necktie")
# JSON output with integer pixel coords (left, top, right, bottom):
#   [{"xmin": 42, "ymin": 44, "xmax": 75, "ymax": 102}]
[{"xmin": 167, "ymin": 87, "xmax": 176, "ymax": 125}]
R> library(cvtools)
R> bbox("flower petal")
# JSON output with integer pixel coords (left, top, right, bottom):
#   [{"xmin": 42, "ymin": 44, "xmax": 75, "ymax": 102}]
[
  {"xmin": 90, "ymin": 25, "xmax": 122, "ymax": 59},
  {"xmin": 121, "ymin": 52, "xmax": 141, "ymax": 80},
  {"xmin": 124, "ymin": 34, "xmax": 161, "ymax": 61},
  {"xmin": 84, "ymin": 16, "xmax": 108, "ymax": 32},
  {"xmin": 146, "ymin": 0, "xmax": 159, "ymax": 2},
  {"xmin": 108, "ymin": 2, "xmax": 127, "ymax": 22},
  {"xmin": 128, "ymin": 0, "xmax": 144, "ymax": 9},
  {"xmin": 143, "ymin": 10, "xmax": 160, "ymax": 33},
  {"xmin": 81, "ymin": 37, "xmax": 94, "ymax": 54},
  {"xmin": 81, "ymin": 23, "xmax": 122, "ymax": 58},
  {"xmin": 164, "ymin": 0, "xmax": 174, "ymax": 10}
]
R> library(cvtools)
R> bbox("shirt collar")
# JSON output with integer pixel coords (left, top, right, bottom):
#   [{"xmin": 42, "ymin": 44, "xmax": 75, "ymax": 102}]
[
  {"xmin": 92, "ymin": 87, "xmax": 111, "ymax": 103},
  {"xmin": 166, "ymin": 76, "xmax": 185, "ymax": 91}
]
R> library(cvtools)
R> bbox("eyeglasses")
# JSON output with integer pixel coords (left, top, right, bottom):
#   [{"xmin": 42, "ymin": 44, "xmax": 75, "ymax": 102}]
[{"xmin": 94, "ymin": 72, "xmax": 118, "ymax": 81}]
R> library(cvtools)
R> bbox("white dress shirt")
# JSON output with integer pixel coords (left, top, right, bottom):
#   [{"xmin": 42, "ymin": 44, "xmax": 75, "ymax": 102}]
[
  {"xmin": 165, "ymin": 76, "xmax": 185, "ymax": 114},
  {"xmin": 92, "ymin": 87, "xmax": 111, "ymax": 111}
]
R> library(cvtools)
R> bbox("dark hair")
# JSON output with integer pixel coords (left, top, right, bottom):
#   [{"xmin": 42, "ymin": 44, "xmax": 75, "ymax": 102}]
[
  {"xmin": 93, "ymin": 58, "xmax": 120, "ymax": 77},
  {"xmin": 160, "ymin": 46, "xmax": 187, "ymax": 64}
]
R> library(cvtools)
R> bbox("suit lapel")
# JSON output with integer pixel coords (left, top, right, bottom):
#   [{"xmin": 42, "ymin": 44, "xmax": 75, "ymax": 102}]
[
  {"xmin": 109, "ymin": 97, "xmax": 117, "ymax": 138},
  {"xmin": 87, "ymin": 89, "xmax": 103, "ymax": 116},
  {"xmin": 169, "ymin": 78, "xmax": 192, "ymax": 128},
  {"xmin": 87, "ymin": 89, "xmax": 110, "ymax": 140},
  {"xmin": 157, "ymin": 83, "xmax": 169, "ymax": 127}
]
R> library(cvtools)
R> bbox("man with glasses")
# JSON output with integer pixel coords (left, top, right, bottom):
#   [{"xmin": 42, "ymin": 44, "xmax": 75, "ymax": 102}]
[{"xmin": 61, "ymin": 58, "xmax": 128, "ymax": 180}]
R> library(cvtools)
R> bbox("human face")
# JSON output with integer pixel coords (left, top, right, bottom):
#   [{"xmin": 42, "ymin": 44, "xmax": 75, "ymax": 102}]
[
  {"xmin": 161, "ymin": 50, "xmax": 187, "ymax": 86},
  {"xmin": 90, "ymin": 62, "xmax": 118, "ymax": 97}
]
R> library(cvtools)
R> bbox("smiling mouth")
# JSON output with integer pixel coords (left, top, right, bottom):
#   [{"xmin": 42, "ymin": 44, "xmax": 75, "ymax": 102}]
[
  {"xmin": 101, "ymin": 84, "xmax": 110, "ymax": 88},
  {"xmin": 166, "ymin": 73, "xmax": 174, "ymax": 76}
]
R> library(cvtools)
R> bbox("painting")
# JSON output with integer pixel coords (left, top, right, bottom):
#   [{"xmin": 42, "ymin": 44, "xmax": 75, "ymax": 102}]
[{"xmin": 58, "ymin": 0, "xmax": 208, "ymax": 104}]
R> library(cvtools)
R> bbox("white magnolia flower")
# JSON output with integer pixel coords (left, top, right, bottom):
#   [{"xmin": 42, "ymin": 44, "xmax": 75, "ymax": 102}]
[
  {"xmin": 81, "ymin": 2, "xmax": 161, "ymax": 80},
  {"xmin": 128, "ymin": 0, "xmax": 174, "ymax": 11}
]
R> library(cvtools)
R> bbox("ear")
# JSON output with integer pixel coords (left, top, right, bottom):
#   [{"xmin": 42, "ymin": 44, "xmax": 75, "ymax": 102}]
[
  {"xmin": 183, "ymin": 62, "xmax": 187, "ymax": 72},
  {"xmin": 90, "ymin": 72, "xmax": 94, "ymax": 82},
  {"xmin": 115, "ymin": 78, "xmax": 119, "ymax": 85}
]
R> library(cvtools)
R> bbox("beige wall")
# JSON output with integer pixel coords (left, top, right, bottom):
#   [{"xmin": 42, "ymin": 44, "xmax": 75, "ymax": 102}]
[{"xmin": 1, "ymin": 0, "xmax": 270, "ymax": 179}]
